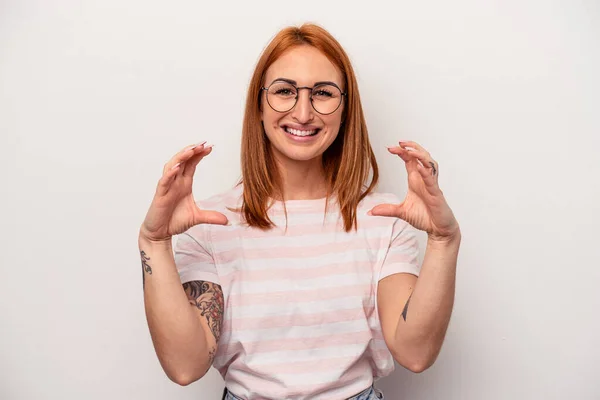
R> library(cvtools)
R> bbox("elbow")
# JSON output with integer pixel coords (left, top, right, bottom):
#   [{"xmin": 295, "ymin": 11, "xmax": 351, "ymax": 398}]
[
  {"xmin": 392, "ymin": 347, "xmax": 439, "ymax": 374},
  {"xmin": 159, "ymin": 345, "xmax": 213, "ymax": 386},
  {"xmin": 405, "ymin": 359, "xmax": 433, "ymax": 374},
  {"xmin": 171, "ymin": 375, "xmax": 194, "ymax": 387},
  {"xmin": 166, "ymin": 363, "xmax": 210, "ymax": 386},
  {"xmin": 169, "ymin": 370, "xmax": 204, "ymax": 386}
]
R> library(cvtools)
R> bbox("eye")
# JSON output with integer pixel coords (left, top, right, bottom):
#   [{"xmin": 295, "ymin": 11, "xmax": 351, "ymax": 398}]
[
  {"xmin": 275, "ymin": 88, "xmax": 294, "ymax": 96},
  {"xmin": 269, "ymin": 82, "xmax": 297, "ymax": 98},
  {"xmin": 312, "ymin": 84, "xmax": 341, "ymax": 100},
  {"xmin": 313, "ymin": 89, "xmax": 333, "ymax": 98}
]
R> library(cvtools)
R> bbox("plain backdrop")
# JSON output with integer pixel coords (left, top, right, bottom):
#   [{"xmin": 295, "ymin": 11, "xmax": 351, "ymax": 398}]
[{"xmin": 1, "ymin": 0, "xmax": 599, "ymax": 399}]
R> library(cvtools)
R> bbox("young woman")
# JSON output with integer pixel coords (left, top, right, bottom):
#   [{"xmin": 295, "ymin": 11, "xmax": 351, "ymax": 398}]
[{"xmin": 139, "ymin": 23, "xmax": 460, "ymax": 400}]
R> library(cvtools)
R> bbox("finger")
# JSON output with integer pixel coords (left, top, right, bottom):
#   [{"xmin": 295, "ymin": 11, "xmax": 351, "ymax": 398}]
[
  {"xmin": 156, "ymin": 162, "xmax": 182, "ymax": 197},
  {"xmin": 182, "ymin": 144, "xmax": 214, "ymax": 178},
  {"xmin": 415, "ymin": 161, "xmax": 440, "ymax": 190},
  {"xmin": 387, "ymin": 146, "xmax": 415, "ymax": 164},
  {"xmin": 398, "ymin": 147, "xmax": 438, "ymax": 177},
  {"xmin": 157, "ymin": 142, "xmax": 208, "ymax": 195},
  {"xmin": 388, "ymin": 147, "xmax": 422, "ymax": 174},
  {"xmin": 399, "ymin": 141, "xmax": 430, "ymax": 156},
  {"xmin": 171, "ymin": 146, "xmax": 209, "ymax": 187},
  {"xmin": 163, "ymin": 141, "xmax": 207, "ymax": 174},
  {"xmin": 368, "ymin": 203, "xmax": 401, "ymax": 217}
]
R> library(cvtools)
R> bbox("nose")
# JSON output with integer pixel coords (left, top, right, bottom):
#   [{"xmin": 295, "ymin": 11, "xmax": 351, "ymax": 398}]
[{"xmin": 290, "ymin": 88, "xmax": 314, "ymax": 123}]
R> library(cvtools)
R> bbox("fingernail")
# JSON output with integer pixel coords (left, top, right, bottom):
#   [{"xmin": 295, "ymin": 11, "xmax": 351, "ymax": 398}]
[
  {"xmin": 204, "ymin": 143, "xmax": 214, "ymax": 149},
  {"xmin": 187, "ymin": 141, "xmax": 206, "ymax": 151},
  {"xmin": 170, "ymin": 162, "xmax": 181, "ymax": 170}
]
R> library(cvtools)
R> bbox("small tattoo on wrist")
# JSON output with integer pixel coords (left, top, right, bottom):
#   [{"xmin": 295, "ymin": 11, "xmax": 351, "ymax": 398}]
[{"xmin": 140, "ymin": 250, "xmax": 152, "ymax": 288}]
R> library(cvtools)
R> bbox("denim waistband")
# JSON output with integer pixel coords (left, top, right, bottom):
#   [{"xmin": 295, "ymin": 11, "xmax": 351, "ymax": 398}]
[{"xmin": 222, "ymin": 384, "xmax": 382, "ymax": 400}]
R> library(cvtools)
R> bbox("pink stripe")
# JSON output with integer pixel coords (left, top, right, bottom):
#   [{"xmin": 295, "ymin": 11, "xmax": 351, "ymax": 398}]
[
  {"xmin": 225, "ymin": 283, "xmax": 374, "ymax": 307},
  {"xmin": 224, "ymin": 307, "xmax": 374, "ymax": 331},
  {"xmin": 217, "ymin": 239, "xmax": 381, "ymax": 263},
  {"xmin": 211, "ymin": 217, "xmax": 395, "ymax": 242},
  {"xmin": 220, "ymin": 261, "xmax": 375, "ymax": 282},
  {"xmin": 219, "ymin": 330, "xmax": 373, "ymax": 357}
]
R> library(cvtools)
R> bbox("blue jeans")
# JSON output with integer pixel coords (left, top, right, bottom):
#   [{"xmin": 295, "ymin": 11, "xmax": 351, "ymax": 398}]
[{"xmin": 222, "ymin": 385, "xmax": 384, "ymax": 400}]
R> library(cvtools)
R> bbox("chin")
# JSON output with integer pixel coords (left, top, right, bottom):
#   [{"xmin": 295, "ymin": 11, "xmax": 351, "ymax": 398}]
[{"xmin": 280, "ymin": 148, "xmax": 324, "ymax": 162}]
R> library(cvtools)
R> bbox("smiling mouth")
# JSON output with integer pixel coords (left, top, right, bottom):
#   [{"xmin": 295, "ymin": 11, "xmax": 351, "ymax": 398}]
[{"xmin": 283, "ymin": 126, "xmax": 321, "ymax": 137}]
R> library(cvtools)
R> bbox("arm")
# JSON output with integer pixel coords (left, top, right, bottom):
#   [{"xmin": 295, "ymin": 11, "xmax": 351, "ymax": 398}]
[
  {"xmin": 140, "ymin": 235, "xmax": 223, "ymax": 385},
  {"xmin": 377, "ymin": 232, "xmax": 460, "ymax": 372},
  {"xmin": 371, "ymin": 140, "xmax": 461, "ymax": 373}
]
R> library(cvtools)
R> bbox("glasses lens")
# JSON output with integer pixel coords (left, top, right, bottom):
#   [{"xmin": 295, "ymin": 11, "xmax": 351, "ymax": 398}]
[
  {"xmin": 267, "ymin": 82, "xmax": 297, "ymax": 112},
  {"xmin": 311, "ymin": 84, "xmax": 342, "ymax": 114}
]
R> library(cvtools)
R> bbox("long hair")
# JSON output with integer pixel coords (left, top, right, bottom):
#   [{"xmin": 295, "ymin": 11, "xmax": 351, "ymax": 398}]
[{"xmin": 240, "ymin": 23, "xmax": 379, "ymax": 232}]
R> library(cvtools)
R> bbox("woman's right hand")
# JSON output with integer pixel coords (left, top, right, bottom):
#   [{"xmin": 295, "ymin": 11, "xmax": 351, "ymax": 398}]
[{"xmin": 140, "ymin": 142, "xmax": 228, "ymax": 243}]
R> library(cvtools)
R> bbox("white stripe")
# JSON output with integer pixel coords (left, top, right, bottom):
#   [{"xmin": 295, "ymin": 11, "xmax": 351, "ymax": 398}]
[
  {"xmin": 226, "ymin": 272, "xmax": 373, "ymax": 294},
  {"xmin": 233, "ymin": 368, "xmax": 371, "ymax": 388},
  {"xmin": 228, "ymin": 295, "xmax": 371, "ymax": 318}
]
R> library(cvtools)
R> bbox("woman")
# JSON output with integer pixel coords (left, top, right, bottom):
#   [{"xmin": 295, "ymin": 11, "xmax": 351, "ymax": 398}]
[{"xmin": 139, "ymin": 23, "xmax": 460, "ymax": 400}]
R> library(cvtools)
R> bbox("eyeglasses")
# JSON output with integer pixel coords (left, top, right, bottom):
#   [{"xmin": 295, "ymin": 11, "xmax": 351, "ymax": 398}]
[{"xmin": 261, "ymin": 80, "xmax": 347, "ymax": 115}]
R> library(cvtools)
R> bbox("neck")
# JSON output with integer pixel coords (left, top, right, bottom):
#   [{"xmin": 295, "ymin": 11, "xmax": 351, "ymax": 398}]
[{"xmin": 274, "ymin": 155, "xmax": 329, "ymax": 201}]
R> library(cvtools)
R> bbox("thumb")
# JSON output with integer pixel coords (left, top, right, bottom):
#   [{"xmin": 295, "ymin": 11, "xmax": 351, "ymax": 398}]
[
  {"xmin": 369, "ymin": 203, "xmax": 402, "ymax": 218},
  {"xmin": 196, "ymin": 210, "xmax": 229, "ymax": 226}
]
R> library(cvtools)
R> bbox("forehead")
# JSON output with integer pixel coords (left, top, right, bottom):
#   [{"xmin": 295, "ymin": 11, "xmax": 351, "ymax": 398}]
[{"xmin": 265, "ymin": 45, "xmax": 343, "ymax": 87}]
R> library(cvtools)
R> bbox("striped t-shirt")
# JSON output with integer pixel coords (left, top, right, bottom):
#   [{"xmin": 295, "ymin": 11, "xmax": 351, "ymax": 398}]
[{"xmin": 174, "ymin": 184, "xmax": 420, "ymax": 400}]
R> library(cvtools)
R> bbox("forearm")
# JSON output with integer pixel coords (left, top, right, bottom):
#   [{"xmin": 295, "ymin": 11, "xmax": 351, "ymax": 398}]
[
  {"xmin": 393, "ymin": 231, "xmax": 461, "ymax": 368},
  {"xmin": 139, "ymin": 234, "xmax": 211, "ymax": 384}
]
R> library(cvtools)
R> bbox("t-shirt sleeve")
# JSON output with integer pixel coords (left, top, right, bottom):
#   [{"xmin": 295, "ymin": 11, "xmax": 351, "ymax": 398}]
[
  {"xmin": 379, "ymin": 218, "xmax": 421, "ymax": 281},
  {"xmin": 173, "ymin": 224, "xmax": 220, "ymax": 285}
]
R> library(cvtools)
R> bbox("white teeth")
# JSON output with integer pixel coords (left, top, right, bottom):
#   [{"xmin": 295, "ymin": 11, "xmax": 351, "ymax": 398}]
[{"xmin": 285, "ymin": 127, "xmax": 317, "ymax": 137}]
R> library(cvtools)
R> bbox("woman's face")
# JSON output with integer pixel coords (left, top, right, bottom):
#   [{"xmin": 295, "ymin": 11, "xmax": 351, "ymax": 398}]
[{"xmin": 261, "ymin": 45, "xmax": 345, "ymax": 164}]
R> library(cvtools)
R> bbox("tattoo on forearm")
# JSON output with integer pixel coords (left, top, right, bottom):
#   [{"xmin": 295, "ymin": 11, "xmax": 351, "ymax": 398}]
[
  {"xmin": 183, "ymin": 281, "xmax": 224, "ymax": 343},
  {"xmin": 140, "ymin": 250, "xmax": 152, "ymax": 289},
  {"xmin": 401, "ymin": 293, "xmax": 413, "ymax": 321},
  {"xmin": 208, "ymin": 347, "xmax": 216, "ymax": 364}
]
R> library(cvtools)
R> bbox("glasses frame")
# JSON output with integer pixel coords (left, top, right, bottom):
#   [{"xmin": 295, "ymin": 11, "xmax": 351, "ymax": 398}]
[{"xmin": 260, "ymin": 80, "xmax": 347, "ymax": 115}]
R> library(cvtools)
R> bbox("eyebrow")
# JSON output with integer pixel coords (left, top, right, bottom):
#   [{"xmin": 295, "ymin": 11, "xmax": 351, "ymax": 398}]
[{"xmin": 270, "ymin": 77, "xmax": 342, "ymax": 88}]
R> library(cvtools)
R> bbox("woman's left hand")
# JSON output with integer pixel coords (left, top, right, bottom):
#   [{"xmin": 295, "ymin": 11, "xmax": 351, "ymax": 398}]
[{"xmin": 369, "ymin": 141, "xmax": 460, "ymax": 242}]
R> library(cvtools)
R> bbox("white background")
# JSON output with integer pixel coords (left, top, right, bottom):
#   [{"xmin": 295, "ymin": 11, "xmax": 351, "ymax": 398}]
[{"xmin": 1, "ymin": 1, "xmax": 599, "ymax": 399}]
